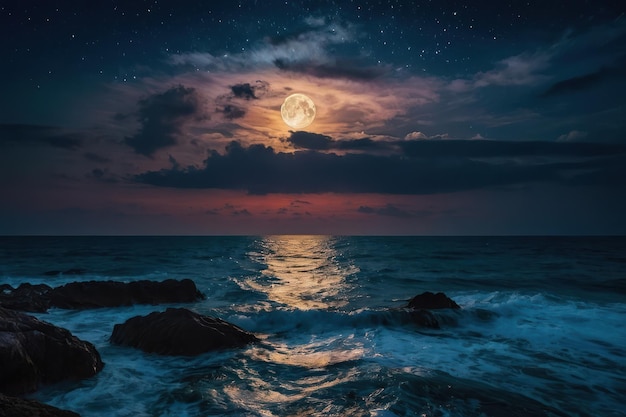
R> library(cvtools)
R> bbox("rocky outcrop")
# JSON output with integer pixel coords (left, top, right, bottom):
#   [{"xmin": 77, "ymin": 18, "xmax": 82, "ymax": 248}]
[
  {"xmin": 407, "ymin": 291, "xmax": 461, "ymax": 310},
  {"xmin": 49, "ymin": 279, "xmax": 205, "ymax": 309},
  {"xmin": 393, "ymin": 291, "xmax": 461, "ymax": 328},
  {"xmin": 0, "ymin": 393, "xmax": 80, "ymax": 417},
  {"xmin": 0, "ymin": 283, "xmax": 52, "ymax": 312},
  {"xmin": 110, "ymin": 308, "xmax": 258, "ymax": 356},
  {"xmin": 0, "ymin": 307, "xmax": 104, "ymax": 396},
  {"xmin": 0, "ymin": 279, "xmax": 205, "ymax": 312}
]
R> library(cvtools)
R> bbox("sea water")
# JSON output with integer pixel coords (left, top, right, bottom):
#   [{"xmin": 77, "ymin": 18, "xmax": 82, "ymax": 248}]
[{"xmin": 1, "ymin": 236, "xmax": 625, "ymax": 416}]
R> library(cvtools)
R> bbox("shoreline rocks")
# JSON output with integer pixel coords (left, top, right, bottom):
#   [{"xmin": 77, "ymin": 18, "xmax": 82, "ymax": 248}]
[
  {"xmin": 0, "ymin": 307, "xmax": 104, "ymax": 396},
  {"xmin": 0, "ymin": 393, "xmax": 80, "ymax": 417},
  {"xmin": 50, "ymin": 278, "xmax": 205, "ymax": 309},
  {"xmin": 0, "ymin": 279, "xmax": 205, "ymax": 313},
  {"xmin": 110, "ymin": 307, "xmax": 259, "ymax": 356}
]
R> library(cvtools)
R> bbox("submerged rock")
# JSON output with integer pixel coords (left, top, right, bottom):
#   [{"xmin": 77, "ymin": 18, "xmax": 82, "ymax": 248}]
[
  {"xmin": 0, "ymin": 279, "xmax": 205, "ymax": 312},
  {"xmin": 407, "ymin": 291, "xmax": 461, "ymax": 310},
  {"xmin": 110, "ymin": 308, "xmax": 258, "ymax": 356},
  {"xmin": 0, "ymin": 393, "xmax": 80, "ymax": 417},
  {"xmin": 0, "ymin": 307, "xmax": 104, "ymax": 395},
  {"xmin": 373, "ymin": 309, "xmax": 442, "ymax": 329}
]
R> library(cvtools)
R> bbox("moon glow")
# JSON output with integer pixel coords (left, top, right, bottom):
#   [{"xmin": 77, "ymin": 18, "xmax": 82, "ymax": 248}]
[{"xmin": 281, "ymin": 93, "xmax": 316, "ymax": 129}]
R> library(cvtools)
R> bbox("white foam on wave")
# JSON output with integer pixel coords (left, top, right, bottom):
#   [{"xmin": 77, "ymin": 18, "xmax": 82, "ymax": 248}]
[{"xmin": 370, "ymin": 291, "xmax": 626, "ymax": 415}]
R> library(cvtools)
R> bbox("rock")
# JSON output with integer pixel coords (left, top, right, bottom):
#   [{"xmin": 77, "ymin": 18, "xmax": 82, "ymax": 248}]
[
  {"xmin": 49, "ymin": 279, "xmax": 205, "ymax": 309},
  {"xmin": 0, "ymin": 307, "xmax": 104, "ymax": 395},
  {"xmin": 0, "ymin": 393, "xmax": 80, "ymax": 417},
  {"xmin": 374, "ymin": 309, "xmax": 441, "ymax": 329},
  {"xmin": 0, "ymin": 279, "xmax": 205, "ymax": 312},
  {"xmin": 407, "ymin": 291, "xmax": 461, "ymax": 310},
  {"xmin": 110, "ymin": 308, "xmax": 258, "ymax": 356},
  {"xmin": 0, "ymin": 283, "xmax": 52, "ymax": 312}
]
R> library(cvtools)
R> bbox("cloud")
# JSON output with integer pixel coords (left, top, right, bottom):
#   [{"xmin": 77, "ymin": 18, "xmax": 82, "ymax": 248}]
[
  {"xmin": 287, "ymin": 131, "xmax": 333, "ymax": 150},
  {"xmin": 274, "ymin": 58, "xmax": 388, "ymax": 80},
  {"xmin": 474, "ymin": 52, "xmax": 550, "ymax": 88},
  {"xmin": 286, "ymin": 131, "xmax": 393, "ymax": 152},
  {"xmin": 557, "ymin": 130, "xmax": 588, "ymax": 142},
  {"xmin": 230, "ymin": 83, "xmax": 258, "ymax": 100},
  {"xmin": 133, "ymin": 140, "xmax": 626, "ymax": 195},
  {"xmin": 0, "ymin": 124, "xmax": 82, "ymax": 149},
  {"xmin": 124, "ymin": 85, "xmax": 203, "ymax": 156},
  {"xmin": 230, "ymin": 81, "xmax": 269, "ymax": 100},
  {"xmin": 83, "ymin": 152, "xmax": 111, "ymax": 163},
  {"xmin": 170, "ymin": 19, "xmax": 356, "ymax": 73},
  {"xmin": 398, "ymin": 139, "xmax": 624, "ymax": 158},
  {"xmin": 541, "ymin": 59, "xmax": 626, "ymax": 97},
  {"xmin": 358, "ymin": 204, "xmax": 414, "ymax": 218},
  {"xmin": 403, "ymin": 131, "xmax": 449, "ymax": 141},
  {"xmin": 218, "ymin": 104, "xmax": 246, "ymax": 120},
  {"xmin": 404, "ymin": 131, "xmax": 428, "ymax": 140}
]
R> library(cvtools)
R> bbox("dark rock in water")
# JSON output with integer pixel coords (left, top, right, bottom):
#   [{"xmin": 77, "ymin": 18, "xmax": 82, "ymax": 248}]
[
  {"xmin": 407, "ymin": 291, "xmax": 461, "ymax": 310},
  {"xmin": 0, "ymin": 393, "xmax": 80, "ymax": 417},
  {"xmin": 0, "ymin": 283, "xmax": 52, "ymax": 312},
  {"xmin": 407, "ymin": 309, "xmax": 441, "ymax": 328},
  {"xmin": 0, "ymin": 307, "xmax": 104, "ymax": 396},
  {"xmin": 110, "ymin": 308, "xmax": 258, "ymax": 356},
  {"xmin": 0, "ymin": 279, "xmax": 205, "ymax": 313},
  {"xmin": 376, "ymin": 309, "xmax": 441, "ymax": 329},
  {"xmin": 49, "ymin": 278, "xmax": 204, "ymax": 309}
]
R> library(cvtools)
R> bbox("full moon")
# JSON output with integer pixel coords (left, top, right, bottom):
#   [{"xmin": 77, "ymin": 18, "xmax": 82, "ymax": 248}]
[{"xmin": 281, "ymin": 93, "xmax": 316, "ymax": 129}]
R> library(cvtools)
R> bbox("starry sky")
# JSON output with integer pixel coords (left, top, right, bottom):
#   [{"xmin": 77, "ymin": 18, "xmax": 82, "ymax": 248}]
[{"xmin": 1, "ymin": 0, "xmax": 625, "ymax": 235}]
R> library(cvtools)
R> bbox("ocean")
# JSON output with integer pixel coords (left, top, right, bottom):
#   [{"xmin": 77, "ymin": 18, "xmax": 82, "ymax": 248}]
[{"xmin": 1, "ymin": 236, "xmax": 625, "ymax": 416}]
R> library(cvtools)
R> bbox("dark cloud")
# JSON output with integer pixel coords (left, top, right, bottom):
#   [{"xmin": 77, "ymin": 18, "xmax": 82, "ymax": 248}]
[
  {"xmin": 286, "ymin": 131, "xmax": 392, "ymax": 152},
  {"xmin": 0, "ymin": 124, "xmax": 82, "ymax": 149},
  {"xmin": 125, "ymin": 85, "xmax": 202, "ymax": 157},
  {"xmin": 286, "ymin": 132, "xmax": 625, "ymax": 158},
  {"xmin": 218, "ymin": 104, "xmax": 246, "ymax": 120},
  {"xmin": 542, "ymin": 58, "xmax": 626, "ymax": 97},
  {"xmin": 133, "ymin": 140, "xmax": 626, "ymax": 195},
  {"xmin": 398, "ymin": 139, "xmax": 626, "ymax": 158},
  {"xmin": 288, "ymin": 131, "xmax": 333, "ymax": 150},
  {"xmin": 231, "ymin": 83, "xmax": 257, "ymax": 100},
  {"xmin": 274, "ymin": 58, "xmax": 387, "ymax": 80},
  {"xmin": 291, "ymin": 199, "xmax": 311, "ymax": 206},
  {"xmin": 86, "ymin": 168, "xmax": 118, "ymax": 183},
  {"xmin": 230, "ymin": 81, "xmax": 269, "ymax": 100},
  {"xmin": 358, "ymin": 204, "xmax": 414, "ymax": 218},
  {"xmin": 336, "ymin": 137, "xmax": 390, "ymax": 151},
  {"xmin": 83, "ymin": 152, "xmax": 110, "ymax": 163}
]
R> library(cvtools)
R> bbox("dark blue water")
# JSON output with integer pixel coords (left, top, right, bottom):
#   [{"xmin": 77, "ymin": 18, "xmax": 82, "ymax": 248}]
[{"xmin": 1, "ymin": 236, "xmax": 625, "ymax": 416}]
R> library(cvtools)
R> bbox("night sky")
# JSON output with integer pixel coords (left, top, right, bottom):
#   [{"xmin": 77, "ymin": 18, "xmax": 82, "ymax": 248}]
[{"xmin": 1, "ymin": 0, "xmax": 625, "ymax": 235}]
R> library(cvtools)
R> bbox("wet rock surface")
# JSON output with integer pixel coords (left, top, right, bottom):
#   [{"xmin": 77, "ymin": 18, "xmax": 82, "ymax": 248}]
[
  {"xmin": 0, "ymin": 279, "xmax": 205, "ymax": 312},
  {"xmin": 0, "ymin": 393, "xmax": 81, "ymax": 417},
  {"xmin": 110, "ymin": 307, "xmax": 259, "ymax": 356},
  {"xmin": 0, "ymin": 307, "xmax": 104, "ymax": 396},
  {"xmin": 49, "ymin": 278, "xmax": 205, "ymax": 309},
  {"xmin": 407, "ymin": 291, "xmax": 461, "ymax": 310}
]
